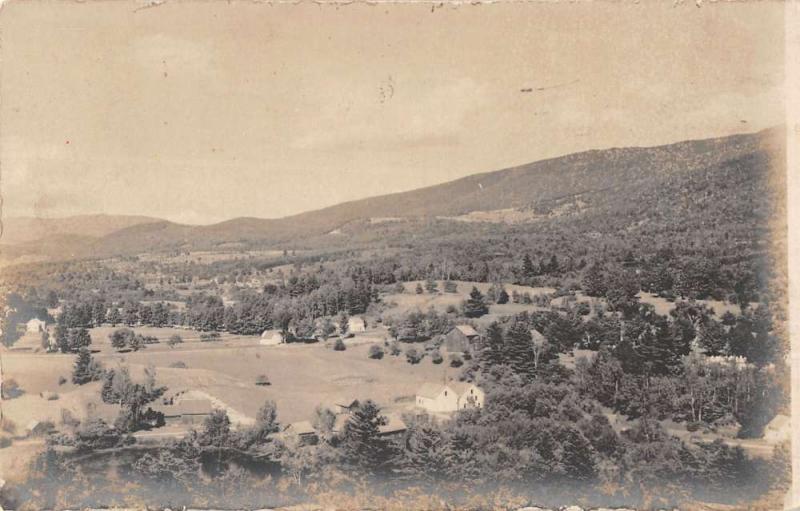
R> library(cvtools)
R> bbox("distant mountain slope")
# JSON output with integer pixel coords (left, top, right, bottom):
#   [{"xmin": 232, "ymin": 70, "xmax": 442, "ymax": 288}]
[
  {"xmin": 0, "ymin": 214, "xmax": 160, "ymax": 246},
  {"xmin": 1, "ymin": 127, "xmax": 784, "ymax": 261}
]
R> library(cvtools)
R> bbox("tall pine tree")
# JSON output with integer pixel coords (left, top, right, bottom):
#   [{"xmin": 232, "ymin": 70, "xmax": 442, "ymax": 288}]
[{"xmin": 463, "ymin": 287, "xmax": 488, "ymax": 318}]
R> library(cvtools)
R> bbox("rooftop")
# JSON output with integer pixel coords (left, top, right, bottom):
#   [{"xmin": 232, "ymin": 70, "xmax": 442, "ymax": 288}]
[{"xmin": 453, "ymin": 325, "xmax": 479, "ymax": 337}]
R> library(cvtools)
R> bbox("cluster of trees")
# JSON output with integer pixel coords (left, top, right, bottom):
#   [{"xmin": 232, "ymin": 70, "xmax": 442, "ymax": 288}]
[
  {"xmin": 71, "ymin": 348, "xmax": 104, "ymax": 385},
  {"xmin": 385, "ymin": 309, "xmax": 453, "ymax": 342},
  {"xmin": 20, "ymin": 384, "xmax": 788, "ymax": 509},
  {"xmin": 54, "ymin": 326, "xmax": 92, "ymax": 353},
  {"xmin": 100, "ymin": 365, "xmax": 166, "ymax": 432},
  {"xmin": 109, "ymin": 328, "xmax": 157, "ymax": 351}
]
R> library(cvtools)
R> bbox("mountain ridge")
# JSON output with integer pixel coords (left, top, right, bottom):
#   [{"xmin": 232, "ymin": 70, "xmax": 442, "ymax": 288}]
[{"xmin": 0, "ymin": 126, "xmax": 784, "ymax": 263}]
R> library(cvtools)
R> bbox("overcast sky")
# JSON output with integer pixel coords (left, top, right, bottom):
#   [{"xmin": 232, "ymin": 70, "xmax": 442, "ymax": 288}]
[{"xmin": 0, "ymin": 1, "xmax": 785, "ymax": 225}]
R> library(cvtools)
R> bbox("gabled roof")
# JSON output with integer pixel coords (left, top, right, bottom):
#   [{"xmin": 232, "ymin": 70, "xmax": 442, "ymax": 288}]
[
  {"xmin": 417, "ymin": 381, "xmax": 481, "ymax": 399},
  {"xmin": 417, "ymin": 382, "xmax": 447, "ymax": 399},
  {"xmin": 163, "ymin": 399, "xmax": 214, "ymax": 416},
  {"xmin": 453, "ymin": 325, "xmax": 479, "ymax": 338},
  {"xmin": 334, "ymin": 398, "xmax": 360, "ymax": 409},
  {"xmin": 285, "ymin": 420, "xmax": 316, "ymax": 436},
  {"xmin": 378, "ymin": 415, "xmax": 407, "ymax": 435},
  {"xmin": 448, "ymin": 381, "xmax": 479, "ymax": 396}
]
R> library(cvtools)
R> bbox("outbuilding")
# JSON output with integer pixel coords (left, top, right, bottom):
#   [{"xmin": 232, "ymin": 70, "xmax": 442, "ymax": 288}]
[
  {"xmin": 260, "ymin": 329, "xmax": 285, "ymax": 346},
  {"xmin": 444, "ymin": 325, "xmax": 480, "ymax": 352}
]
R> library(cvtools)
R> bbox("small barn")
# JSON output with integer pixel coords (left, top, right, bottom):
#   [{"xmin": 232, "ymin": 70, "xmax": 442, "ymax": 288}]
[
  {"xmin": 444, "ymin": 325, "xmax": 480, "ymax": 352},
  {"xmin": 348, "ymin": 317, "xmax": 367, "ymax": 333},
  {"xmin": 378, "ymin": 414, "xmax": 407, "ymax": 438},
  {"xmin": 160, "ymin": 399, "xmax": 214, "ymax": 425},
  {"xmin": 26, "ymin": 420, "xmax": 53, "ymax": 437},
  {"xmin": 763, "ymin": 414, "xmax": 790, "ymax": 443},
  {"xmin": 282, "ymin": 421, "xmax": 318, "ymax": 445},
  {"xmin": 260, "ymin": 329, "xmax": 285, "ymax": 346},
  {"xmin": 26, "ymin": 318, "xmax": 46, "ymax": 333}
]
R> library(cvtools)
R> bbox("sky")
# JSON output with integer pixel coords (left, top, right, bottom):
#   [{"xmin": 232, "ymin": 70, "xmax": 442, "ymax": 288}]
[{"xmin": 0, "ymin": 1, "xmax": 786, "ymax": 225}]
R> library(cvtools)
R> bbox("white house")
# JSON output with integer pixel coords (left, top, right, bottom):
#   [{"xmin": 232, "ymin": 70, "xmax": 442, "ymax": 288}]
[
  {"xmin": 415, "ymin": 382, "xmax": 485, "ymax": 413},
  {"xmin": 26, "ymin": 318, "xmax": 46, "ymax": 333},
  {"xmin": 348, "ymin": 317, "xmax": 367, "ymax": 333},
  {"xmin": 260, "ymin": 329, "xmax": 285, "ymax": 345}
]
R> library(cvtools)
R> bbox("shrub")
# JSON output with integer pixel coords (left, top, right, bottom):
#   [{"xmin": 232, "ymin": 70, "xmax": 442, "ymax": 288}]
[
  {"xmin": 200, "ymin": 332, "xmax": 221, "ymax": 342},
  {"xmin": 445, "ymin": 304, "xmax": 458, "ymax": 314},
  {"xmin": 431, "ymin": 349, "xmax": 443, "ymax": 364},
  {"xmin": 255, "ymin": 374, "xmax": 271, "ymax": 386},
  {"xmin": 0, "ymin": 437, "xmax": 11, "ymax": 448},
  {"xmin": 45, "ymin": 392, "xmax": 60, "ymax": 401},
  {"xmin": 415, "ymin": 283, "xmax": 424, "ymax": 295},
  {"xmin": 444, "ymin": 281, "xmax": 458, "ymax": 293},
  {"xmin": 58, "ymin": 376, "xmax": 67, "ymax": 386},
  {"xmin": 405, "ymin": 347, "xmax": 421, "ymax": 364},
  {"xmin": 168, "ymin": 361, "xmax": 188, "ymax": 369},
  {"xmin": 333, "ymin": 338, "xmax": 346, "ymax": 351},
  {"xmin": 167, "ymin": 334, "xmax": 183, "ymax": 347},
  {"xmin": 449, "ymin": 354, "xmax": 464, "ymax": 367},
  {"xmin": 686, "ymin": 421, "xmax": 702, "ymax": 432},
  {"xmin": 368, "ymin": 345, "xmax": 384, "ymax": 359},
  {"xmin": 389, "ymin": 341, "xmax": 401, "ymax": 356}
]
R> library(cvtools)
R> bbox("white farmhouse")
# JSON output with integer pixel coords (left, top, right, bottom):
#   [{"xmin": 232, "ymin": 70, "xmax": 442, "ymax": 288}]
[
  {"xmin": 26, "ymin": 318, "xmax": 46, "ymax": 333},
  {"xmin": 347, "ymin": 317, "xmax": 367, "ymax": 333},
  {"xmin": 415, "ymin": 382, "xmax": 485, "ymax": 413},
  {"xmin": 260, "ymin": 329, "xmax": 285, "ymax": 345}
]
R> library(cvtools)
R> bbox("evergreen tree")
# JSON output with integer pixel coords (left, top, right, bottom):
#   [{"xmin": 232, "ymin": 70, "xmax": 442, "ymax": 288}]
[
  {"xmin": 92, "ymin": 301, "xmax": 107, "ymax": 326},
  {"xmin": 338, "ymin": 312, "xmax": 350, "ymax": 336},
  {"xmin": 107, "ymin": 307, "xmax": 121, "ymax": 327},
  {"xmin": 424, "ymin": 278, "xmax": 438, "ymax": 294},
  {"xmin": 72, "ymin": 348, "xmax": 102, "ymax": 385},
  {"xmin": 582, "ymin": 262, "xmax": 606, "ymax": 297},
  {"xmin": 463, "ymin": 287, "xmax": 488, "ymax": 318},
  {"xmin": 480, "ymin": 321, "xmax": 505, "ymax": 369},
  {"xmin": 401, "ymin": 423, "xmax": 450, "ymax": 482},
  {"xmin": 497, "ymin": 288, "xmax": 509, "ymax": 304},
  {"xmin": 698, "ymin": 318, "xmax": 727, "ymax": 355},
  {"xmin": 522, "ymin": 254, "xmax": 535, "ymax": 278},
  {"xmin": 505, "ymin": 317, "xmax": 535, "ymax": 377},
  {"xmin": 55, "ymin": 325, "xmax": 70, "ymax": 353},
  {"xmin": 339, "ymin": 400, "xmax": 394, "ymax": 474}
]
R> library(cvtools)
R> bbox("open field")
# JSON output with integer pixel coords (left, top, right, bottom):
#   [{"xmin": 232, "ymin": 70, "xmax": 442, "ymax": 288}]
[
  {"xmin": 381, "ymin": 280, "xmax": 554, "ymax": 324},
  {"xmin": 1, "ymin": 326, "xmax": 460, "ymax": 467}
]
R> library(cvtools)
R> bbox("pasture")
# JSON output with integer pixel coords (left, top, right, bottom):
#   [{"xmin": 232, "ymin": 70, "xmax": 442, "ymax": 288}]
[{"xmin": 0, "ymin": 324, "xmax": 460, "ymax": 473}]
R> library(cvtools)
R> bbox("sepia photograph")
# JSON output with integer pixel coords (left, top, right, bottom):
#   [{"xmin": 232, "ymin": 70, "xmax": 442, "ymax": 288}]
[{"xmin": 0, "ymin": 1, "xmax": 794, "ymax": 509}]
